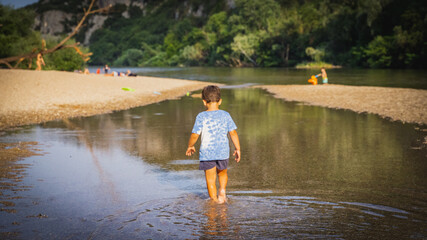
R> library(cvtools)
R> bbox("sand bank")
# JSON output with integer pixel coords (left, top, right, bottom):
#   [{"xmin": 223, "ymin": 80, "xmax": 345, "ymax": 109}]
[
  {"xmin": 0, "ymin": 69, "xmax": 213, "ymax": 130},
  {"xmin": 256, "ymin": 84, "xmax": 427, "ymax": 125}
]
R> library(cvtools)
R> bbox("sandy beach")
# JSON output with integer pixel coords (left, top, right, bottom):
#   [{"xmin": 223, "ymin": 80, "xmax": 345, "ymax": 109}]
[
  {"xmin": 0, "ymin": 69, "xmax": 213, "ymax": 130},
  {"xmin": 256, "ymin": 84, "xmax": 427, "ymax": 125},
  {"xmin": 1, "ymin": 70, "xmax": 426, "ymax": 130}
]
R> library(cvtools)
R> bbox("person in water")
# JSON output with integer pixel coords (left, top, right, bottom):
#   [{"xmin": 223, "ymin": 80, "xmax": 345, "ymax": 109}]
[
  {"xmin": 316, "ymin": 67, "xmax": 328, "ymax": 84},
  {"xmin": 186, "ymin": 85, "xmax": 241, "ymax": 203}
]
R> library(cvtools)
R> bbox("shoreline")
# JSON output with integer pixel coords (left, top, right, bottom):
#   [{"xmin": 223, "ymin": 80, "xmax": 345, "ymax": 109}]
[
  {"xmin": 0, "ymin": 69, "xmax": 214, "ymax": 131},
  {"xmin": 255, "ymin": 84, "xmax": 427, "ymax": 125},
  {"xmin": 1, "ymin": 69, "xmax": 426, "ymax": 131},
  {"xmin": 295, "ymin": 62, "xmax": 342, "ymax": 69}
]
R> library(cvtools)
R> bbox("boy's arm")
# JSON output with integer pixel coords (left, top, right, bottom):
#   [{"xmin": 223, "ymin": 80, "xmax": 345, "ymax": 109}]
[
  {"xmin": 186, "ymin": 133, "xmax": 200, "ymax": 156},
  {"xmin": 229, "ymin": 130, "xmax": 241, "ymax": 162}
]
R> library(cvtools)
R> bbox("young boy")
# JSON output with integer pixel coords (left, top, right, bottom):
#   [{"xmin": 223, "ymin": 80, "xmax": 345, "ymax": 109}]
[
  {"xmin": 186, "ymin": 85, "xmax": 241, "ymax": 203},
  {"xmin": 315, "ymin": 67, "xmax": 328, "ymax": 84}
]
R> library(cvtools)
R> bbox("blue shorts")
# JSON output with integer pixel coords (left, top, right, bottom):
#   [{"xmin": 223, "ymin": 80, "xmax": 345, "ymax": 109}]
[
  {"xmin": 199, "ymin": 159, "xmax": 229, "ymax": 170},
  {"xmin": 323, "ymin": 78, "xmax": 328, "ymax": 84}
]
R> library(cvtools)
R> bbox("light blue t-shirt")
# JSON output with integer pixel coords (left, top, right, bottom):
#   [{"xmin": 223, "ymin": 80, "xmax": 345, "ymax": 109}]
[{"xmin": 192, "ymin": 110, "xmax": 237, "ymax": 161}]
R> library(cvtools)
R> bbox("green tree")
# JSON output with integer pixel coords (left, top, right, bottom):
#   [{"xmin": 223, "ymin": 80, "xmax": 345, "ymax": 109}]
[
  {"xmin": 391, "ymin": 7, "xmax": 426, "ymax": 68},
  {"xmin": 231, "ymin": 33, "xmax": 263, "ymax": 66},
  {"xmin": 41, "ymin": 38, "xmax": 87, "ymax": 71},
  {"xmin": 204, "ymin": 11, "xmax": 233, "ymax": 65},
  {"xmin": 305, "ymin": 47, "xmax": 325, "ymax": 62},
  {"xmin": 0, "ymin": 5, "xmax": 36, "ymax": 58},
  {"xmin": 89, "ymin": 29, "xmax": 121, "ymax": 65},
  {"xmin": 0, "ymin": 5, "xmax": 86, "ymax": 71},
  {"xmin": 114, "ymin": 48, "xmax": 144, "ymax": 66},
  {"xmin": 235, "ymin": 0, "xmax": 280, "ymax": 31},
  {"xmin": 80, "ymin": 0, "xmax": 427, "ymax": 68},
  {"xmin": 180, "ymin": 44, "xmax": 204, "ymax": 66},
  {"xmin": 163, "ymin": 32, "xmax": 182, "ymax": 58},
  {"xmin": 364, "ymin": 35, "xmax": 393, "ymax": 68},
  {"xmin": 163, "ymin": 18, "xmax": 195, "ymax": 58}
]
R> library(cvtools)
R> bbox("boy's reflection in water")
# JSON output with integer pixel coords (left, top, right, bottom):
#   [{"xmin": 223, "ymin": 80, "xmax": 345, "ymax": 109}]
[{"xmin": 201, "ymin": 201, "xmax": 232, "ymax": 237}]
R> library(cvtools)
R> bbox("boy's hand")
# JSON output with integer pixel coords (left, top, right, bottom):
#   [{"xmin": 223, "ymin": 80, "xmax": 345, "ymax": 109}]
[
  {"xmin": 186, "ymin": 133, "xmax": 199, "ymax": 156},
  {"xmin": 186, "ymin": 146, "xmax": 196, "ymax": 156},
  {"xmin": 233, "ymin": 149, "xmax": 241, "ymax": 163}
]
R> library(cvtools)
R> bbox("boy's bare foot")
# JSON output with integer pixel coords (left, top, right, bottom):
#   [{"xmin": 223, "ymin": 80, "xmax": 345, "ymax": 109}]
[{"xmin": 218, "ymin": 189, "xmax": 226, "ymax": 204}]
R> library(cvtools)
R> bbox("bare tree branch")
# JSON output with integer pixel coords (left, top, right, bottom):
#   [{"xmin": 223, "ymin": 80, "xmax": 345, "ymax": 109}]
[{"xmin": 0, "ymin": 0, "xmax": 111, "ymax": 69}]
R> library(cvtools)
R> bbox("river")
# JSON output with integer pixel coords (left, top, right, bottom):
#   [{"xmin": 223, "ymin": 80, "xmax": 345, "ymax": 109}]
[
  {"xmin": 89, "ymin": 66, "xmax": 427, "ymax": 89},
  {"xmin": 1, "ymin": 67, "xmax": 426, "ymax": 239}
]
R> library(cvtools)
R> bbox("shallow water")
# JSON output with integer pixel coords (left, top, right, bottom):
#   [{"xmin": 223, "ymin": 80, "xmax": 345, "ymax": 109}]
[
  {"xmin": 88, "ymin": 66, "xmax": 427, "ymax": 89},
  {"xmin": 1, "ymin": 86, "xmax": 426, "ymax": 239}
]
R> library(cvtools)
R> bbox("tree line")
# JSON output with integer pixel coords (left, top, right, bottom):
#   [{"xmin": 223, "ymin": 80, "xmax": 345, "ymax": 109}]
[
  {"xmin": 90, "ymin": 0, "xmax": 427, "ymax": 68},
  {"xmin": 1, "ymin": 0, "xmax": 425, "ymax": 70},
  {"xmin": 0, "ymin": 4, "xmax": 91, "ymax": 71}
]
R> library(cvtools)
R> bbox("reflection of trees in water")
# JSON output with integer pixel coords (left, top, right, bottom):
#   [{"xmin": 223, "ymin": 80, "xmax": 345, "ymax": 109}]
[
  {"xmin": 0, "ymin": 142, "xmax": 41, "ymax": 214},
  {"xmin": 57, "ymin": 88, "xmax": 425, "ymax": 202},
  {"xmin": 62, "ymin": 119, "xmax": 121, "ymax": 203},
  {"xmin": 228, "ymin": 89, "xmax": 423, "ymax": 201}
]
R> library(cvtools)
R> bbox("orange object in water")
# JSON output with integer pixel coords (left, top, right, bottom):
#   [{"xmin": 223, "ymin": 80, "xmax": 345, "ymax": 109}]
[{"xmin": 308, "ymin": 75, "xmax": 318, "ymax": 85}]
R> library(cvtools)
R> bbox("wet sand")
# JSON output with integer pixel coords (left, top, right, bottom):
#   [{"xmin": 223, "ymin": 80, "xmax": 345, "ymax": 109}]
[
  {"xmin": 0, "ymin": 69, "xmax": 214, "ymax": 130},
  {"xmin": 256, "ymin": 84, "xmax": 427, "ymax": 125}
]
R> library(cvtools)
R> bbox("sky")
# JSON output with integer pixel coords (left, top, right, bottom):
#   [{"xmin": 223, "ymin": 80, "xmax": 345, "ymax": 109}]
[{"xmin": 0, "ymin": 0, "xmax": 38, "ymax": 8}]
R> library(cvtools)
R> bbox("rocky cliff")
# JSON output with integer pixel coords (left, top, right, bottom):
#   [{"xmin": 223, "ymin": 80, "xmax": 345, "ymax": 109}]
[
  {"xmin": 32, "ymin": 0, "xmax": 234, "ymax": 46},
  {"xmin": 34, "ymin": 0, "xmax": 143, "ymax": 45}
]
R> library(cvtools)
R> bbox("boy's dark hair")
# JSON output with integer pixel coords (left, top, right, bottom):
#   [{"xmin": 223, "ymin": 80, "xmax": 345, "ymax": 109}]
[{"xmin": 202, "ymin": 85, "xmax": 221, "ymax": 103}]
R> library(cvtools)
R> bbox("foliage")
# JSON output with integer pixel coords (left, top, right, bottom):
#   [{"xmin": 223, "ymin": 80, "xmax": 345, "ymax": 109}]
[
  {"xmin": 113, "ymin": 48, "xmax": 144, "ymax": 66},
  {"xmin": 234, "ymin": 0, "xmax": 281, "ymax": 31},
  {"xmin": 0, "ymin": 5, "xmax": 37, "ymax": 58},
  {"xmin": 43, "ymin": 39, "xmax": 88, "ymax": 71},
  {"xmin": 231, "ymin": 33, "xmax": 262, "ymax": 66},
  {"xmin": 305, "ymin": 47, "xmax": 325, "ymax": 63},
  {"xmin": 143, "ymin": 52, "xmax": 168, "ymax": 66},
  {"xmin": 0, "ymin": 5, "xmax": 87, "ymax": 71},
  {"xmin": 364, "ymin": 36, "xmax": 393, "ymax": 68},
  {"xmin": 8, "ymin": 0, "xmax": 425, "ymax": 69},
  {"xmin": 180, "ymin": 44, "xmax": 204, "ymax": 66},
  {"xmin": 295, "ymin": 61, "xmax": 337, "ymax": 69}
]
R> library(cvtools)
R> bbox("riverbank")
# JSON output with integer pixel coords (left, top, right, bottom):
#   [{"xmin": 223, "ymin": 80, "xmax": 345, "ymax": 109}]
[
  {"xmin": 295, "ymin": 61, "xmax": 342, "ymax": 69},
  {"xmin": 0, "ymin": 69, "xmax": 213, "ymax": 130},
  {"xmin": 256, "ymin": 84, "xmax": 427, "ymax": 125},
  {"xmin": 1, "ymin": 70, "xmax": 426, "ymax": 130}
]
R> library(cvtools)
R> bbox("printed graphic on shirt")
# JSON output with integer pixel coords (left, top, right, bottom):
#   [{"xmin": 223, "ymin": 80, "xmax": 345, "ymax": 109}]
[{"xmin": 192, "ymin": 110, "xmax": 237, "ymax": 161}]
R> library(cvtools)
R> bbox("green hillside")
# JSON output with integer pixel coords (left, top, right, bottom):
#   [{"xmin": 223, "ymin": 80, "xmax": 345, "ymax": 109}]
[
  {"xmin": 1, "ymin": 0, "xmax": 426, "ymax": 69},
  {"xmin": 87, "ymin": 0, "xmax": 426, "ymax": 68}
]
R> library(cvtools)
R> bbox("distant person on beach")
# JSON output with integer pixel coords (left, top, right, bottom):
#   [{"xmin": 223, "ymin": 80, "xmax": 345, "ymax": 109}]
[
  {"xmin": 316, "ymin": 67, "xmax": 328, "ymax": 84},
  {"xmin": 126, "ymin": 69, "xmax": 137, "ymax": 77},
  {"xmin": 35, "ymin": 53, "xmax": 45, "ymax": 71},
  {"xmin": 185, "ymin": 85, "xmax": 241, "ymax": 203},
  {"xmin": 103, "ymin": 64, "xmax": 110, "ymax": 74},
  {"xmin": 96, "ymin": 68, "xmax": 100, "ymax": 74}
]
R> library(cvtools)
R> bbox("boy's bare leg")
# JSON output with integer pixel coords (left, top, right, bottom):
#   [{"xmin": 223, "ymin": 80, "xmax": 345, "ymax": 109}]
[
  {"xmin": 217, "ymin": 169, "xmax": 228, "ymax": 203},
  {"xmin": 205, "ymin": 167, "xmax": 218, "ymax": 202}
]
